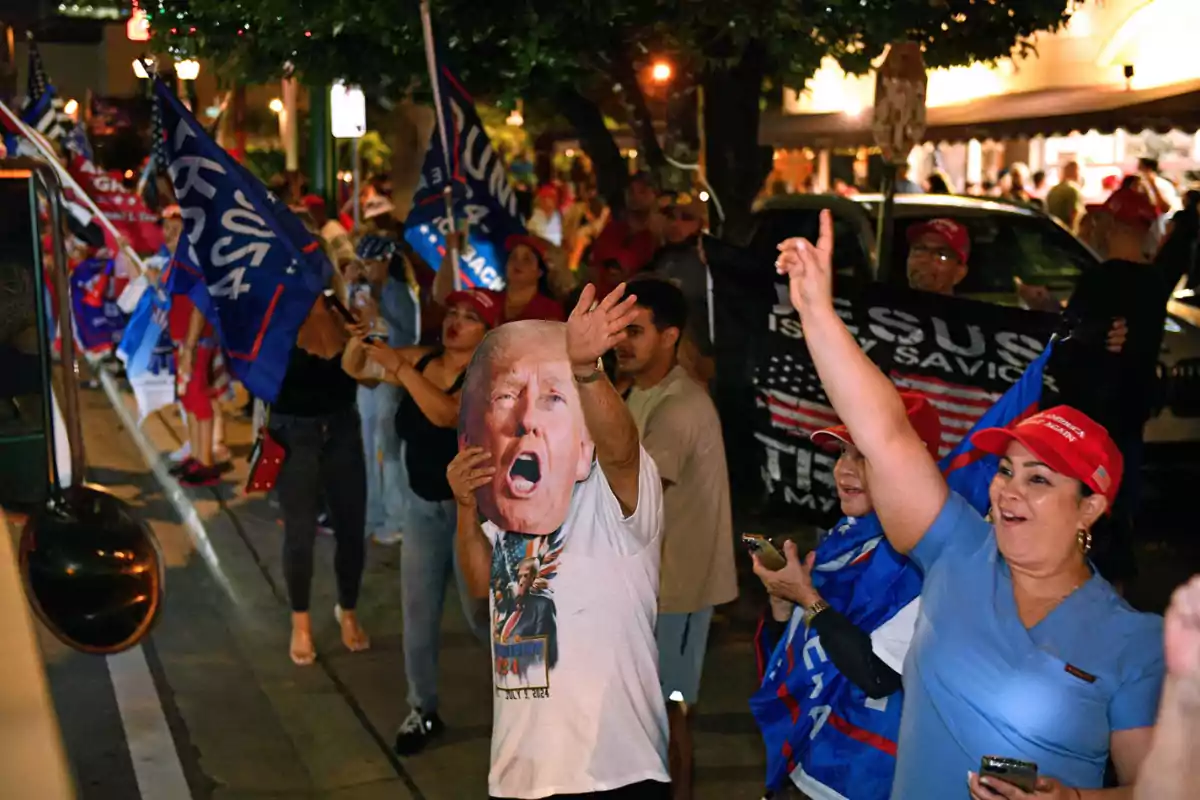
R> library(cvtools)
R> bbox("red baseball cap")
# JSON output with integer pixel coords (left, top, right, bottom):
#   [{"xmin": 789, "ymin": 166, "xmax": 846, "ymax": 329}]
[
  {"xmin": 300, "ymin": 194, "xmax": 326, "ymax": 211},
  {"xmin": 811, "ymin": 392, "xmax": 943, "ymax": 458},
  {"xmin": 1102, "ymin": 186, "xmax": 1157, "ymax": 229},
  {"xmin": 505, "ymin": 233, "xmax": 549, "ymax": 260},
  {"xmin": 445, "ymin": 288, "xmax": 502, "ymax": 329},
  {"xmin": 969, "ymin": 405, "xmax": 1123, "ymax": 505},
  {"xmin": 906, "ymin": 218, "xmax": 970, "ymax": 265}
]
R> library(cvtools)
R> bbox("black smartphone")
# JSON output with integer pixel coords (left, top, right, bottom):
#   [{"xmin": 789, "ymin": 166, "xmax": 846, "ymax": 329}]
[
  {"xmin": 979, "ymin": 755, "xmax": 1037, "ymax": 793},
  {"xmin": 322, "ymin": 288, "xmax": 358, "ymax": 325}
]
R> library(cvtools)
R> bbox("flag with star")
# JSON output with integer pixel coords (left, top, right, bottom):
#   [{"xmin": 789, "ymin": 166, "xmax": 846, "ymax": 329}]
[
  {"xmin": 155, "ymin": 78, "xmax": 329, "ymax": 401},
  {"xmin": 404, "ymin": 60, "xmax": 526, "ymax": 290},
  {"xmin": 21, "ymin": 41, "xmax": 72, "ymax": 145}
]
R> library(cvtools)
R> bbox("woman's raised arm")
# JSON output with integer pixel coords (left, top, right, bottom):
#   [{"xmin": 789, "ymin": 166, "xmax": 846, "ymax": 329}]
[{"xmin": 776, "ymin": 211, "xmax": 948, "ymax": 554}]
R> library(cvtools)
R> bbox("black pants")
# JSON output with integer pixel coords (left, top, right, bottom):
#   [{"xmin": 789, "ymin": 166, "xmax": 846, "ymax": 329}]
[
  {"xmin": 271, "ymin": 406, "xmax": 367, "ymax": 613},
  {"xmin": 490, "ymin": 780, "xmax": 670, "ymax": 800}
]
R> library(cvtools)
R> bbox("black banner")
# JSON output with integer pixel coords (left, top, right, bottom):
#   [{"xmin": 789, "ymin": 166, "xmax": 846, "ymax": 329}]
[{"xmin": 706, "ymin": 237, "xmax": 1059, "ymax": 528}]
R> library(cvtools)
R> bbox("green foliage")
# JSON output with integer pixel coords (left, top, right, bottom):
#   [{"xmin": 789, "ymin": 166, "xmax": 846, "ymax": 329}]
[{"xmin": 153, "ymin": 0, "xmax": 1074, "ymax": 100}]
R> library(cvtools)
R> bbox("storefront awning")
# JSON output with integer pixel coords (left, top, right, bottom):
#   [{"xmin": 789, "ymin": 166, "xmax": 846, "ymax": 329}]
[{"xmin": 760, "ymin": 77, "xmax": 1200, "ymax": 149}]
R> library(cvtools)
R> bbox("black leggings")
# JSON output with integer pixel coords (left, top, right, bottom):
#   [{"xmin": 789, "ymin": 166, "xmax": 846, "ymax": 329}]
[{"xmin": 270, "ymin": 406, "xmax": 367, "ymax": 613}]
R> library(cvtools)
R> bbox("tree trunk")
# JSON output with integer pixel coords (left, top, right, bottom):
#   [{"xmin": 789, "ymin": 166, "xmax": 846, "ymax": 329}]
[
  {"xmin": 702, "ymin": 40, "xmax": 774, "ymax": 245},
  {"xmin": 553, "ymin": 84, "xmax": 628, "ymax": 213},
  {"xmin": 609, "ymin": 53, "xmax": 668, "ymax": 179}
]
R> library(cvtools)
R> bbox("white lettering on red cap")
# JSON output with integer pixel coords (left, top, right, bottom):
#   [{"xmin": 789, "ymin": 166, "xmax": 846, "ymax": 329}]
[{"xmin": 1039, "ymin": 414, "xmax": 1086, "ymax": 441}]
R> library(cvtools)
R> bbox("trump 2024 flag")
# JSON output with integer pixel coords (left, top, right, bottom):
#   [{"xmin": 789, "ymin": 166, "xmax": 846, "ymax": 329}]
[{"xmin": 155, "ymin": 81, "xmax": 329, "ymax": 402}]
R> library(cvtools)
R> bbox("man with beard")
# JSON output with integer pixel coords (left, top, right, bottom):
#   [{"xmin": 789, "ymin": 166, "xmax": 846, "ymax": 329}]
[{"xmin": 450, "ymin": 283, "xmax": 670, "ymax": 800}]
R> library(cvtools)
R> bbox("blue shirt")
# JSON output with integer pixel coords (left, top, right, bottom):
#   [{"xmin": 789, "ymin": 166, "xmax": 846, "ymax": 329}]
[{"xmin": 891, "ymin": 492, "xmax": 1164, "ymax": 798}]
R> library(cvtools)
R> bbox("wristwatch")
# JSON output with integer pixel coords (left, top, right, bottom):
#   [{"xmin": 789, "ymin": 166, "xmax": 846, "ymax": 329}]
[
  {"xmin": 574, "ymin": 357, "xmax": 605, "ymax": 383},
  {"xmin": 803, "ymin": 598, "xmax": 830, "ymax": 627}
]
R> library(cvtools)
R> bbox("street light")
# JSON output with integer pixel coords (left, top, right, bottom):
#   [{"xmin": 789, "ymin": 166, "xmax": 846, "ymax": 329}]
[
  {"xmin": 175, "ymin": 60, "xmax": 200, "ymax": 81},
  {"xmin": 63, "ymin": 99, "xmax": 78, "ymax": 117},
  {"xmin": 651, "ymin": 60, "xmax": 672, "ymax": 83},
  {"xmin": 269, "ymin": 98, "xmax": 284, "ymax": 114}
]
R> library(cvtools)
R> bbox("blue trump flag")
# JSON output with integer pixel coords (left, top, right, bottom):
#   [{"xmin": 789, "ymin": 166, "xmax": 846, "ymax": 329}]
[
  {"xmin": 404, "ymin": 64, "xmax": 526, "ymax": 291},
  {"xmin": 940, "ymin": 339, "xmax": 1055, "ymax": 514},
  {"xmin": 751, "ymin": 341, "xmax": 1054, "ymax": 798},
  {"xmin": 155, "ymin": 81, "xmax": 329, "ymax": 401}
]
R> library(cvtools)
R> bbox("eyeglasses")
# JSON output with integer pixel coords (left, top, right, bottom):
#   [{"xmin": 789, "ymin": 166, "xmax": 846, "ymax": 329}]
[{"xmin": 909, "ymin": 243, "xmax": 958, "ymax": 264}]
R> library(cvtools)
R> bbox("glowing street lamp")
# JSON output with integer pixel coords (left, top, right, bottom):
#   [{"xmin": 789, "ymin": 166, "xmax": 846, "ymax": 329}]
[
  {"xmin": 63, "ymin": 99, "xmax": 79, "ymax": 117},
  {"xmin": 175, "ymin": 59, "xmax": 200, "ymax": 81},
  {"xmin": 651, "ymin": 60, "xmax": 673, "ymax": 83},
  {"xmin": 269, "ymin": 98, "xmax": 284, "ymax": 114}
]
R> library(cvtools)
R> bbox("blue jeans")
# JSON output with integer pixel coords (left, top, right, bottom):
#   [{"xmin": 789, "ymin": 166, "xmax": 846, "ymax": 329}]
[
  {"xmin": 400, "ymin": 493, "xmax": 487, "ymax": 713},
  {"xmin": 357, "ymin": 383, "xmax": 406, "ymax": 538}
]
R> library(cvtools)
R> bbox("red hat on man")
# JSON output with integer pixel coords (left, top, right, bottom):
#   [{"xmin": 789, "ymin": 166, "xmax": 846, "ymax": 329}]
[
  {"xmin": 300, "ymin": 194, "xmax": 326, "ymax": 212},
  {"xmin": 969, "ymin": 406, "xmax": 1123, "ymax": 506},
  {"xmin": 444, "ymin": 288, "xmax": 503, "ymax": 329},
  {"xmin": 1102, "ymin": 186, "xmax": 1158, "ymax": 230},
  {"xmin": 505, "ymin": 233, "xmax": 549, "ymax": 260},
  {"xmin": 906, "ymin": 218, "xmax": 971, "ymax": 265},
  {"xmin": 811, "ymin": 392, "xmax": 944, "ymax": 458}
]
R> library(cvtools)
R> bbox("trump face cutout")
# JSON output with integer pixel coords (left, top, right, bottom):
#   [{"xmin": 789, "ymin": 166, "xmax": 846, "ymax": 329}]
[{"xmin": 459, "ymin": 321, "xmax": 595, "ymax": 535}]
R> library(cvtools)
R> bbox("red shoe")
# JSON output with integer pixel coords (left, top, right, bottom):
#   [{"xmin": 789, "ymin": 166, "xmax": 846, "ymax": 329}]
[
  {"xmin": 168, "ymin": 457, "xmax": 199, "ymax": 477},
  {"xmin": 179, "ymin": 463, "xmax": 222, "ymax": 488}
]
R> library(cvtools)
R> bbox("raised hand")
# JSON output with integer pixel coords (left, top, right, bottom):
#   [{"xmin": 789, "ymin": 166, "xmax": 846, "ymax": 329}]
[
  {"xmin": 775, "ymin": 208, "xmax": 835, "ymax": 317},
  {"xmin": 566, "ymin": 282, "xmax": 639, "ymax": 372},
  {"xmin": 447, "ymin": 447, "xmax": 496, "ymax": 509}
]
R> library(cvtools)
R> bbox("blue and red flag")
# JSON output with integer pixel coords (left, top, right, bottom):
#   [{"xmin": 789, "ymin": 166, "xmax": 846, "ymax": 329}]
[
  {"xmin": 939, "ymin": 340, "xmax": 1055, "ymax": 515},
  {"xmin": 750, "ymin": 340, "xmax": 1054, "ymax": 798},
  {"xmin": 154, "ymin": 80, "xmax": 329, "ymax": 402},
  {"xmin": 69, "ymin": 258, "xmax": 127, "ymax": 354},
  {"xmin": 404, "ymin": 63, "xmax": 526, "ymax": 291}
]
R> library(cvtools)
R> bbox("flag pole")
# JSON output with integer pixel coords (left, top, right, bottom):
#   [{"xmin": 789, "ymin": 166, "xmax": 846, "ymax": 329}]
[
  {"xmin": 0, "ymin": 98, "xmax": 148, "ymax": 278},
  {"xmin": 419, "ymin": 0, "xmax": 461, "ymax": 290}
]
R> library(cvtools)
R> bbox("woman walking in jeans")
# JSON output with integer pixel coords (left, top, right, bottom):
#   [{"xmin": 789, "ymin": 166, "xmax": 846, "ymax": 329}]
[
  {"xmin": 271, "ymin": 290, "xmax": 372, "ymax": 665},
  {"xmin": 361, "ymin": 288, "xmax": 498, "ymax": 755}
]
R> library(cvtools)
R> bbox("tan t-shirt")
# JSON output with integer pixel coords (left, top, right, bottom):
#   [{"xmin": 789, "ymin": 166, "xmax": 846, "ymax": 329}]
[{"xmin": 626, "ymin": 366, "xmax": 738, "ymax": 614}]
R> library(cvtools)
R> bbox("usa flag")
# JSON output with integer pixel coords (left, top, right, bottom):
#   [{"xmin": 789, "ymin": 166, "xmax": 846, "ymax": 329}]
[
  {"xmin": 757, "ymin": 353, "xmax": 1000, "ymax": 459},
  {"xmin": 21, "ymin": 41, "xmax": 71, "ymax": 144}
]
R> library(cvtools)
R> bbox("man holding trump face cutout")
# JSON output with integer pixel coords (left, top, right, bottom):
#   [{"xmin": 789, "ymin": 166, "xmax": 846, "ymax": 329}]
[{"xmin": 450, "ymin": 284, "xmax": 670, "ymax": 800}]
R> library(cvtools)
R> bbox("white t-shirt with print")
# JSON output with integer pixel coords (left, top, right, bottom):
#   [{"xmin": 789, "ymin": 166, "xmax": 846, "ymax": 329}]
[{"xmin": 482, "ymin": 447, "xmax": 668, "ymax": 799}]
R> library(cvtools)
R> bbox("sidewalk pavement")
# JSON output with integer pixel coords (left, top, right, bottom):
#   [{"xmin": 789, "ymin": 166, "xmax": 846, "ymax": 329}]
[{"xmin": 97, "ymin": 373, "xmax": 786, "ymax": 800}]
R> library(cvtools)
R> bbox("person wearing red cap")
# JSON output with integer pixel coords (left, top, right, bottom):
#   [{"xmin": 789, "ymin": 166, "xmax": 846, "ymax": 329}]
[
  {"xmin": 1060, "ymin": 183, "xmax": 1199, "ymax": 589},
  {"xmin": 358, "ymin": 287, "xmax": 497, "ymax": 756},
  {"xmin": 905, "ymin": 217, "xmax": 971, "ymax": 296},
  {"xmin": 750, "ymin": 393, "xmax": 941, "ymax": 800},
  {"xmin": 301, "ymin": 194, "xmax": 355, "ymax": 265},
  {"xmin": 527, "ymin": 184, "xmax": 564, "ymax": 247},
  {"xmin": 433, "ymin": 231, "xmax": 565, "ymax": 323},
  {"xmin": 775, "ymin": 210, "xmax": 1164, "ymax": 799}
]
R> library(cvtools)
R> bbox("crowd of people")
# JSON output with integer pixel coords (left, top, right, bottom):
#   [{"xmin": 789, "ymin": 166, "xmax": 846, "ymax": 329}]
[{"xmin": 46, "ymin": 144, "xmax": 1200, "ymax": 800}]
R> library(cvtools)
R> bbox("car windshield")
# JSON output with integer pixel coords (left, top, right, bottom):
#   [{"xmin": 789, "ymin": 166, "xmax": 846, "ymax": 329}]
[
  {"xmin": 885, "ymin": 211, "xmax": 1096, "ymax": 303},
  {"xmin": 747, "ymin": 207, "xmax": 871, "ymax": 286}
]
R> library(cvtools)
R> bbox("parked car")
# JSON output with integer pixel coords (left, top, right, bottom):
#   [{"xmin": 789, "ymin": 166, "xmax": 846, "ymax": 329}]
[{"xmin": 747, "ymin": 193, "xmax": 1200, "ymax": 447}]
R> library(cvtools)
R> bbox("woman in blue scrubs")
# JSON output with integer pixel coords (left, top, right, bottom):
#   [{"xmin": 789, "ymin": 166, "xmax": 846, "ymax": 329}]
[{"xmin": 773, "ymin": 211, "xmax": 1164, "ymax": 800}]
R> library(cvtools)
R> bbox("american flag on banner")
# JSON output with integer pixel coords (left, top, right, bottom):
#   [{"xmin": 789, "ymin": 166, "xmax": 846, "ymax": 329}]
[
  {"xmin": 21, "ymin": 41, "xmax": 71, "ymax": 145},
  {"xmin": 889, "ymin": 372, "xmax": 999, "ymax": 458},
  {"xmin": 756, "ymin": 355, "xmax": 999, "ymax": 459}
]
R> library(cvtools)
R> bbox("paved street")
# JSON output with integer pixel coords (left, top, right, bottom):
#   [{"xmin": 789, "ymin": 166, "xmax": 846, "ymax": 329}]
[{"xmin": 32, "ymin": 377, "xmax": 771, "ymax": 799}]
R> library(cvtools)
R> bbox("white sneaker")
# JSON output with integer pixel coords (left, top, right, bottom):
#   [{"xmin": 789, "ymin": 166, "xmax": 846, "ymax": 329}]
[{"xmin": 168, "ymin": 443, "xmax": 192, "ymax": 463}]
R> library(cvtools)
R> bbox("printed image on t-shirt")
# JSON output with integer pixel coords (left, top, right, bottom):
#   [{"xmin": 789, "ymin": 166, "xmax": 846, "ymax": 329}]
[{"xmin": 491, "ymin": 529, "xmax": 563, "ymax": 698}]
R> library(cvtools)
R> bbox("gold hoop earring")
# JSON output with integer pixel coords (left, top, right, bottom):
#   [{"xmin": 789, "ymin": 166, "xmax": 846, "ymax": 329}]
[{"xmin": 1077, "ymin": 528, "xmax": 1093, "ymax": 555}]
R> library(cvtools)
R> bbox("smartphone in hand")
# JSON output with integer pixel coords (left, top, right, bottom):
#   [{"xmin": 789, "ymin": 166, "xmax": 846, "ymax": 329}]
[
  {"xmin": 322, "ymin": 288, "xmax": 358, "ymax": 325},
  {"xmin": 979, "ymin": 756, "xmax": 1037, "ymax": 793},
  {"xmin": 742, "ymin": 534, "xmax": 787, "ymax": 571}
]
